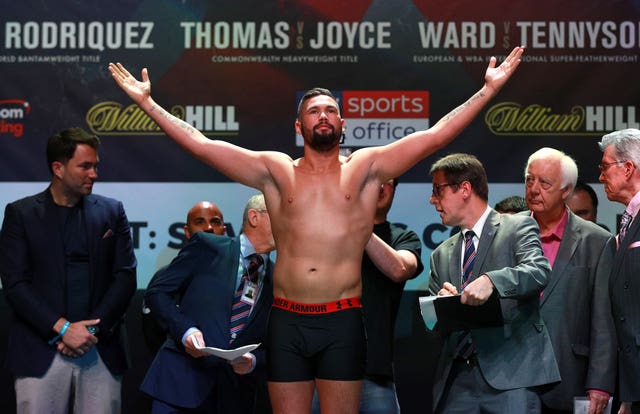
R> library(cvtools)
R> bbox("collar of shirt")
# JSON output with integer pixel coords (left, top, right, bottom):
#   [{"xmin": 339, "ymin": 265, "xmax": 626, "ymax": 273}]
[
  {"xmin": 537, "ymin": 207, "xmax": 568, "ymax": 267},
  {"xmin": 460, "ymin": 205, "xmax": 491, "ymax": 270},
  {"xmin": 625, "ymin": 190, "xmax": 640, "ymax": 218},
  {"xmin": 238, "ymin": 233, "xmax": 267, "ymax": 284},
  {"xmin": 463, "ymin": 205, "xmax": 492, "ymax": 247}
]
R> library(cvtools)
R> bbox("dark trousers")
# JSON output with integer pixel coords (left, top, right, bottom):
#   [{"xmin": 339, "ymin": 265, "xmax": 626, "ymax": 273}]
[{"xmin": 436, "ymin": 358, "xmax": 541, "ymax": 414}]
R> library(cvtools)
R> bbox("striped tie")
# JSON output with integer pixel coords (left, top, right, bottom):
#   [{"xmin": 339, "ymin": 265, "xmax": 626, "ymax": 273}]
[
  {"xmin": 461, "ymin": 230, "xmax": 476, "ymax": 288},
  {"xmin": 454, "ymin": 231, "xmax": 476, "ymax": 360},
  {"xmin": 619, "ymin": 211, "xmax": 632, "ymax": 242},
  {"xmin": 229, "ymin": 254, "xmax": 263, "ymax": 343}
]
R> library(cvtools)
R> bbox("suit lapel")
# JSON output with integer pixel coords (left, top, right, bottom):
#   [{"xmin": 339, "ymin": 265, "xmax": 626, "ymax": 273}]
[
  {"xmin": 448, "ymin": 236, "xmax": 463, "ymax": 291},
  {"xmin": 247, "ymin": 259, "xmax": 274, "ymax": 324},
  {"xmin": 83, "ymin": 195, "xmax": 100, "ymax": 272},
  {"xmin": 612, "ymin": 213, "xmax": 640, "ymax": 282},
  {"xmin": 474, "ymin": 210, "xmax": 500, "ymax": 279},
  {"xmin": 541, "ymin": 213, "xmax": 579, "ymax": 304}
]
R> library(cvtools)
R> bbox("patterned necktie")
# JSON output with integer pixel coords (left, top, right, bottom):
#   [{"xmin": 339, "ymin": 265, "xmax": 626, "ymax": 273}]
[
  {"xmin": 619, "ymin": 211, "xmax": 633, "ymax": 242},
  {"xmin": 461, "ymin": 230, "xmax": 476, "ymax": 288},
  {"xmin": 454, "ymin": 230, "xmax": 476, "ymax": 360},
  {"xmin": 229, "ymin": 254, "xmax": 263, "ymax": 343}
]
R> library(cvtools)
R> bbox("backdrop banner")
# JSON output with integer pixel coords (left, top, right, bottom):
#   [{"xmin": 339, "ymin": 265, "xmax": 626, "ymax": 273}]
[{"xmin": 1, "ymin": 0, "xmax": 636, "ymax": 288}]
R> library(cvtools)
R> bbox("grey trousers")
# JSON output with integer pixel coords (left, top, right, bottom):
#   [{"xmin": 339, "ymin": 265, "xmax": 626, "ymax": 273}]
[{"xmin": 15, "ymin": 347, "xmax": 121, "ymax": 414}]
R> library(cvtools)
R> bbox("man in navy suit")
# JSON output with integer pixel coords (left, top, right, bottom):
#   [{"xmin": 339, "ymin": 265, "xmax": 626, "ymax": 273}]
[
  {"xmin": 141, "ymin": 201, "xmax": 228, "ymax": 354},
  {"xmin": 141, "ymin": 194, "xmax": 276, "ymax": 414},
  {"xmin": 597, "ymin": 129, "xmax": 640, "ymax": 414},
  {"xmin": 0, "ymin": 127, "xmax": 137, "ymax": 413}
]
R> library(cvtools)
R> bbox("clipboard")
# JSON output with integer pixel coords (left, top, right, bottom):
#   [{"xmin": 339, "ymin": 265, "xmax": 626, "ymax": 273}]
[{"xmin": 419, "ymin": 291, "xmax": 503, "ymax": 333}]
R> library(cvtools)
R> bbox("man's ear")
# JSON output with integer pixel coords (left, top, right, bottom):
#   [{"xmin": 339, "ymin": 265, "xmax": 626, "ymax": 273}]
[
  {"xmin": 460, "ymin": 181, "xmax": 472, "ymax": 199},
  {"xmin": 51, "ymin": 161, "xmax": 64, "ymax": 179}
]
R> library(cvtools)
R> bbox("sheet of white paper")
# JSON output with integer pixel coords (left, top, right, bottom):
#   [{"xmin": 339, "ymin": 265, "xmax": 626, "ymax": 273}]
[
  {"xmin": 418, "ymin": 296, "xmax": 438, "ymax": 331},
  {"xmin": 194, "ymin": 343, "xmax": 260, "ymax": 361},
  {"xmin": 573, "ymin": 396, "xmax": 612, "ymax": 414}
]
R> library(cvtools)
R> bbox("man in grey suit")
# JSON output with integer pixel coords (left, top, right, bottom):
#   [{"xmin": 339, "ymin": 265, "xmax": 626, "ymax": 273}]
[
  {"xmin": 525, "ymin": 147, "xmax": 616, "ymax": 414},
  {"xmin": 597, "ymin": 129, "xmax": 640, "ymax": 414},
  {"xmin": 428, "ymin": 153, "xmax": 560, "ymax": 413}
]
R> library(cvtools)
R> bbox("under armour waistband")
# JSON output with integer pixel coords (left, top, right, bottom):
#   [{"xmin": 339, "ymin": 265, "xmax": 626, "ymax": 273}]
[{"xmin": 272, "ymin": 296, "xmax": 362, "ymax": 314}]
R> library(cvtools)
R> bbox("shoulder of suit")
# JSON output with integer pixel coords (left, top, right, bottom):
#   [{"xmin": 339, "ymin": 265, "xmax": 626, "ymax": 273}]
[
  {"xmin": 85, "ymin": 193, "xmax": 122, "ymax": 206},
  {"xmin": 567, "ymin": 211, "xmax": 613, "ymax": 240},
  {"xmin": 9, "ymin": 189, "xmax": 46, "ymax": 207},
  {"xmin": 500, "ymin": 210, "xmax": 534, "ymax": 225},
  {"xmin": 190, "ymin": 232, "xmax": 236, "ymax": 248}
]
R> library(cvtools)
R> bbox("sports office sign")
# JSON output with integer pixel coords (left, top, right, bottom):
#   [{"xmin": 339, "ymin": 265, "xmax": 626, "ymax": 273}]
[{"xmin": 296, "ymin": 90, "xmax": 430, "ymax": 147}]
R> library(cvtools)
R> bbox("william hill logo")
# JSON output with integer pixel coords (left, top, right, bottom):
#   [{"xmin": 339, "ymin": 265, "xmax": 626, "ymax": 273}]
[
  {"xmin": 485, "ymin": 102, "xmax": 640, "ymax": 136},
  {"xmin": 86, "ymin": 102, "xmax": 239, "ymax": 136}
]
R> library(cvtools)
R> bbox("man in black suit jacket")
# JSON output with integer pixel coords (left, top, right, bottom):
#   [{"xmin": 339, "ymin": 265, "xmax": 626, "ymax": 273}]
[
  {"xmin": 141, "ymin": 194, "xmax": 276, "ymax": 414},
  {"xmin": 598, "ymin": 129, "xmax": 640, "ymax": 414},
  {"xmin": 524, "ymin": 147, "xmax": 616, "ymax": 414},
  {"xmin": 0, "ymin": 127, "xmax": 137, "ymax": 413}
]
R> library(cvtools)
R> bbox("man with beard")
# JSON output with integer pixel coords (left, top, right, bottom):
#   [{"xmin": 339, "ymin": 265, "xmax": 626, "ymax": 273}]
[{"xmin": 108, "ymin": 45, "xmax": 524, "ymax": 414}]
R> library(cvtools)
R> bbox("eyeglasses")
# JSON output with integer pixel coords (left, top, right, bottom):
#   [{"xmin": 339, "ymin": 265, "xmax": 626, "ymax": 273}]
[
  {"xmin": 598, "ymin": 160, "xmax": 626, "ymax": 173},
  {"xmin": 432, "ymin": 182, "xmax": 458, "ymax": 198}
]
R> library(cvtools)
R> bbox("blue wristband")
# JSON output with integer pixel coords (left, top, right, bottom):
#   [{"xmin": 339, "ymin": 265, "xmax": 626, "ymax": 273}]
[
  {"xmin": 48, "ymin": 320, "xmax": 70, "ymax": 346},
  {"xmin": 60, "ymin": 321, "xmax": 70, "ymax": 336}
]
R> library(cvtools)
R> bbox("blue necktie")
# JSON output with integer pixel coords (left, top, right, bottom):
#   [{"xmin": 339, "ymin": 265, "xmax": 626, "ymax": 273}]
[
  {"xmin": 454, "ymin": 231, "xmax": 476, "ymax": 360},
  {"xmin": 229, "ymin": 254, "xmax": 263, "ymax": 343}
]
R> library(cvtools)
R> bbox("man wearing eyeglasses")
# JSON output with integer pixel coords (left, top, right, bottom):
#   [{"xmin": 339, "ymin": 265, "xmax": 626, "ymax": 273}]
[
  {"xmin": 524, "ymin": 148, "xmax": 616, "ymax": 414},
  {"xmin": 598, "ymin": 129, "xmax": 640, "ymax": 414},
  {"xmin": 427, "ymin": 153, "xmax": 559, "ymax": 413}
]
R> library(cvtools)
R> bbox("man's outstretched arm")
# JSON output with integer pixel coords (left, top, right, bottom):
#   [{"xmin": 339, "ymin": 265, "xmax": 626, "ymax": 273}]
[
  {"xmin": 371, "ymin": 46, "xmax": 525, "ymax": 181},
  {"xmin": 108, "ymin": 63, "xmax": 279, "ymax": 189}
]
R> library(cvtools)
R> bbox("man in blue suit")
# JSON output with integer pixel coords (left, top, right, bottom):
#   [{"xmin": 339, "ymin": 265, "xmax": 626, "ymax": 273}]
[
  {"xmin": 427, "ymin": 153, "xmax": 559, "ymax": 413},
  {"xmin": 141, "ymin": 194, "xmax": 276, "ymax": 414},
  {"xmin": 0, "ymin": 127, "xmax": 137, "ymax": 413},
  {"xmin": 141, "ymin": 200, "xmax": 228, "ymax": 354}
]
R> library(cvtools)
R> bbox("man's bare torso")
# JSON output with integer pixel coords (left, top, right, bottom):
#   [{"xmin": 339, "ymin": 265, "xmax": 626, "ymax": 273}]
[{"xmin": 263, "ymin": 154, "xmax": 381, "ymax": 303}]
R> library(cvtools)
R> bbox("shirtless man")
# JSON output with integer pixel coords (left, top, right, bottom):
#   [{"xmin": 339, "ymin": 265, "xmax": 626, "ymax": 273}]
[{"xmin": 109, "ymin": 46, "xmax": 523, "ymax": 414}]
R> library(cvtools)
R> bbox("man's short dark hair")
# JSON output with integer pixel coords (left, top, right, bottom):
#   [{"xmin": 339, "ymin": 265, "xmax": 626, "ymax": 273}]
[
  {"xmin": 574, "ymin": 180, "xmax": 598, "ymax": 210},
  {"xmin": 46, "ymin": 127, "xmax": 100, "ymax": 174},
  {"xmin": 296, "ymin": 87, "xmax": 338, "ymax": 119},
  {"xmin": 429, "ymin": 153, "xmax": 489, "ymax": 202},
  {"xmin": 495, "ymin": 195, "xmax": 527, "ymax": 214}
]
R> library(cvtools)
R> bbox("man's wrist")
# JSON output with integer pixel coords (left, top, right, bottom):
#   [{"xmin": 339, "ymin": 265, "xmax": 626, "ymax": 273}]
[{"xmin": 48, "ymin": 320, "xmax": 70, "ymax": 345}]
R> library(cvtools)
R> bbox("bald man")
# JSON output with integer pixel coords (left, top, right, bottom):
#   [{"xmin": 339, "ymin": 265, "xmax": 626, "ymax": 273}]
[
  {"xmin": 183, "ymin": 201, "xmax": 227, "ymax": 240},
  {"xmin": 142, "ymin": 201, "xmax": 227, "ymax": 353}
]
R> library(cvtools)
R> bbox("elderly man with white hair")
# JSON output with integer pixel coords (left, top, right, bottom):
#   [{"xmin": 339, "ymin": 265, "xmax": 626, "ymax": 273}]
[{"xmin": 524, "ymin": 147, "xmax": 616, "ymax": 414}]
